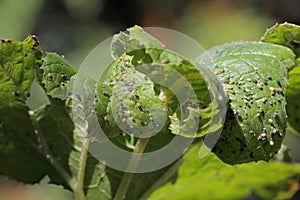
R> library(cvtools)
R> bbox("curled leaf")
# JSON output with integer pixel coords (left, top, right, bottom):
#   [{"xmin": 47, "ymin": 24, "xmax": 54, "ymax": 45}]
[{"xmin": 196, "ymin": 41, "xmax": 295, "ymax": 164}]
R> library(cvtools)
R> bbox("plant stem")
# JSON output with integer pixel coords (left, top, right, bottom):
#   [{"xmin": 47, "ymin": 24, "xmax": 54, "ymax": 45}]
[
  {"xmin": 140, "ymin": 142, "xmax": 201, "ymax": 200},
  {"xmin": 114, "ymin": 137, "xmax": 150, "ymax": 200},
  {"xmin": 75, "ymin": 138, "xmax": 90, "ymax": 200},
  {"xmin": 29, "ymin": 111, "xmax": 77, "ymax": 192}
]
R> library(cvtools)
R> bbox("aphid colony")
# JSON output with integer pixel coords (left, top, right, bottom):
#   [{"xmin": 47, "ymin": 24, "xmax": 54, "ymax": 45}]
[
  {"xmin": 94, "ymin": 55, "xmax": 163, "ymax": 136},
  {"xmin": 45, "ymin": 69, "xmax": 71, "ymax": 89},
  {"xmin": 211, "ymin": 59, "xmax": 287, "ymax": 164}
]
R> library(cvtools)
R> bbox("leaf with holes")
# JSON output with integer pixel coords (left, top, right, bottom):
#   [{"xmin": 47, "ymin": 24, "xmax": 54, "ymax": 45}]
[
  {"xmin": 40, "ymin": 53, "xmax": 76, "ymax": 99},
  {"xmin": 196, "ymin": 41, "xmax": 295, "ymax": 164},
  {"xmin": 0, "ymin": 36, "xmax": 42, "ymax": 113}
]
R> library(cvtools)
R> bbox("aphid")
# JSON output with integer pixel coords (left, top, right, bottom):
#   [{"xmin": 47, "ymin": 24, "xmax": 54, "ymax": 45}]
[
  {"xmin": 247, "ymin": 78, "xmax": 252, "ymax": 82},
  {"xmin": 257, "ymin": 107, "xmax": 263, "ymax": 115},
  {"xmin": 47, "ymin": 73, "xmax": 52, "ymax": 81},
  {"xmin": 273, "ymin": 111, "xmax": 278, "ymax": 118},
  {"xmin": 233, "ymin": 110, "xmax": 238, "ymax": 115},
  {"xmin": 60, "ymin": 72, "xmax": 67, "ymax": 79},
  {"xmin": 244, "ymin": 88, "xmax": 251, "ymax": 93},
  {"xmin": 269, "ymin": 101, "xmax": 273, "ymax": 106},
  {"xmin": 124, "ymin": 62, "xmax": 130, "ymax": 67},
  {"xmin": 269, "ymin": 140, "xmax": 275, "ymax": 146},
  {"xmin": 227, "ymin": 85, "xmax": 234, "ymax": 90},
  {"xmin": 264, "ymin": 78, "xmax": 268, "ymax": 85},
  {"xmin": 257, "ymin": 83, "xmax": 263, "ymax": 89},
  {"xmin": 104, "ymin": 116, "xmax": 108, "ymax": 121},
  {"xmin": 267, "ymin": 76, "xmax": 272, "ymax": 80},
  {"xmin": 240, "ymin": 77, "xmax": 244, "ymax": 81},
  {"xmin": 160, "ymin": 59, "xmax": 170, "ymax": 64},
  {"xmin": 268, "ymin": 118, "xmax": 273, "ymax": 124},
  {"xmin": 230, "ymin": 74, "xmax": 234, "ymax": 78},
  {"xmin": 102, "ymin": 89, "xmax": 109, "ymax": 97},
  {"xmin": 276, "ymin": 97, "xmax": 282, "ymax": 103},
  {"xmin": 252, "ymin": 78, "xmax": 258, "ymax": 83},
  {"xmin": 243, "ymin": 99, "xmax": 248, "ymax": 104},
  {"xmin": 122, "ymin": 118, "xmax": 127, "ymax": 123},
  {"xmin": 229, "ymin": 79, "xmax": 235, "ymax": 84},
  {"xmin": 271, "ymin": 128, "xmax": 278, "ymax": 134},
  {"xmin": 132, "ymin": 84, "xmax": 139, "ymax": 89},
  {"xmin": 60, "ymin": 82, "xmax": 65, "ymax": 86},
  {"xmin": 269, "ymin": 87, "xmax": 275, "ymax": 96},
  {"xmin": 276, "ymin": 79, "xmax": 282, "ymax": 87},
  {"xmin": 133, "ymin": 92, "xmax": 139, "ymax": 99},
  {"xmin": 262, "ymin": 98, "xmax": 267, "ymax": 103},
  {"xmin": 136, "ymin": 103, "xmax": 144, "ymax": 111},
  {"xmin": 275, "ymin": 87, "xmax": 283, "ymax": 93},
  {"xmin": 214, "ymin": 68, "xmax": 225, "ymax": 75},
  {"xmin": 116, "ymin": 75, "xmax": 122, "ymax": 80}
]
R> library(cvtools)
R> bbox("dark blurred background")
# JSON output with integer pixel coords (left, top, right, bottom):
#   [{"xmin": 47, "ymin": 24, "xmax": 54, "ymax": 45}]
[{"xmin": 1, "ymin": 0, "xmax": 300, "ymax": 68}]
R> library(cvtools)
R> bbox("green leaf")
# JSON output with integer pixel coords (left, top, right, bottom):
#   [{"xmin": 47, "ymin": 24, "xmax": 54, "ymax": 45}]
[
  {"xmin": 40, "ymin": 53, "xmax": 76, "ymax": 98},
  {"xmin": 261, "ymin": 23, "xmax": 300, "ymax": 135},
  {"xmin": 95, "ymin": 54, "xmax": 168, "ymax": 138},
  {"xmin": 0, "ymin": 36, "xmax": 54, "ymax": 184},
  {"xmin": 34, "ymin": 97, "xmax": 111, "ymax": 199},
  {"xmin": 111, "ymin": 25, "xmax": 165, "ymax": 60},
  {"xmin": 149, "ymin": 151, "xmax": 300, "ymax": 200},
  {"xmin": 103, "ymin": 26, "xmax": 227, "ymax": 138},
  {"xmin": 0, "ymin": 36, "xmax": 42, "ymax": 112},
  {"xmin": 285, "ymin": 65, "xmax": 300, "ymax": 135},
  {"xmin": 96, "ymin": 25, "xmax": 227, "ymax": 200},
  {"xmin": 195, "ymin": 42, "xmax": 295, "ymax": 164},
  {"xmin": 261, "ymin": 22, "xmax": 300, "ymax": 59},
  {"xmin": 0, "ymin": 124, "xmax": 58, "ymax": 184}
]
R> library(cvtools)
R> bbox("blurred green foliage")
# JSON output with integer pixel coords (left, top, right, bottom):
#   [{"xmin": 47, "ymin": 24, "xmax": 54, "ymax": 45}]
[{"xmin": 149, "ymin": 151, "xmax": 300, "ymax": 200}]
